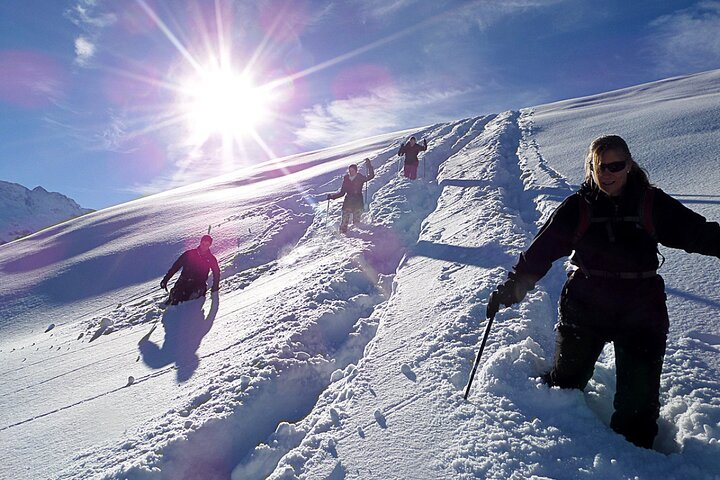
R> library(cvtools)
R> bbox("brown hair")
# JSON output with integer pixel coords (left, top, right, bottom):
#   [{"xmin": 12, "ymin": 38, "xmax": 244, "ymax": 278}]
[{"xmin": 583, "ymin": 135, "xmax": 650, "ymax": 189}]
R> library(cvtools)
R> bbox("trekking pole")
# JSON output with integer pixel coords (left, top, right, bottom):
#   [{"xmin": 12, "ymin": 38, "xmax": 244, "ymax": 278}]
[{"xmin": 464, "ymin": 293, "xmax": 498, "ymax": 400}]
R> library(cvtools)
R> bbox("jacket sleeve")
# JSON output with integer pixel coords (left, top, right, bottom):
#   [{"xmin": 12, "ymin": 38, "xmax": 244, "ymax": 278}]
[
  {"xmin": 328, "ymin": 177, "xmax": 348, "ymax": 200},
  {"xmin": 163, "ymin": 252, "xmax": 186, "ymax": 281},
  {"xmin": 398, "ymin": 143, "xmax": 406, "ymax": 156},
  {"xmin": 511, "ymin": 194, "xmax": 580, "ymax": 285},
  {"xmin": 653, "ymin": 189, "xmax": 720, "ymax": 258}
]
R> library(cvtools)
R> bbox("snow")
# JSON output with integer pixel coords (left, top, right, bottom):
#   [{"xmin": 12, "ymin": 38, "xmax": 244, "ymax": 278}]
[
  {"xmin": 1, "ymin": 70, "xmax": 719, "ymax": 480},
  {"xmin": 0, "ymin": 180, "xmax": 93, "ymax": 245}
]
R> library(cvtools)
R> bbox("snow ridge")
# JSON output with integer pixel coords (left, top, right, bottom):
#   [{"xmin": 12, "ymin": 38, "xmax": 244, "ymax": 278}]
[{"xmin": 0, "ymin": 180, "xmax": 92, "ymax": 245}]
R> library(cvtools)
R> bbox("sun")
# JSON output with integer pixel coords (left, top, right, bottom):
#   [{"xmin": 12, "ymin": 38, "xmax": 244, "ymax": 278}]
[{"xmin": 180, "ymin": 67, "xmax": 273, "ymax": 145}]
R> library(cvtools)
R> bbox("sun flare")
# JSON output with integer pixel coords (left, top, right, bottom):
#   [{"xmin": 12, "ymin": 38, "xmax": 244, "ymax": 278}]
[{"xmin": 181, "ymin": 67, "xmax": 273, "ymax": 144}]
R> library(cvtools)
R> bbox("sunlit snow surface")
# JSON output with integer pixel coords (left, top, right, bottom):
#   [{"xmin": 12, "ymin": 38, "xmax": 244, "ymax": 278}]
[{"xmin": 1, "ymin": 70, "xmax": 719, "ymax": 479}]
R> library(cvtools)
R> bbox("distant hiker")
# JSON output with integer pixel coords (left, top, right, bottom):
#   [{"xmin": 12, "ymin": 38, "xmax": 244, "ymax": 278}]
[
  {"xmin": 487, "ymin": 135, "xmax": 720, "ymax": 449},
  {"xmin": 327, "ymin": 158, "xmax": 375, "ymax": 233},
  {"xmin": 160, "ymin": 235, "xmax": 221, "ymax": 305},
  {"xmin": 398, "ymin": 136, "xmax": 427, "ymax": 180}
]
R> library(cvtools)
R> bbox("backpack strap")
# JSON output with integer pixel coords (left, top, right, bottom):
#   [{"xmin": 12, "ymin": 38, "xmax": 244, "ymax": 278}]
[
  {"xmin": 638, "ymin": 187, "xmax": 657, "ymax": 241},
  {"xmin": 572, "ymin": 198, "xmax": 591, "ymax": 245}
]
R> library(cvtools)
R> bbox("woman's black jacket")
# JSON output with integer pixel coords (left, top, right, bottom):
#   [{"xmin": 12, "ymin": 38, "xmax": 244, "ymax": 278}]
[
  {"xmin": 510, "ymin": 175, "xmax": 720, "ymax": 329},
  {"xmin": 329, "ymin": 164, "xmax": 375, "ymax": 212}
]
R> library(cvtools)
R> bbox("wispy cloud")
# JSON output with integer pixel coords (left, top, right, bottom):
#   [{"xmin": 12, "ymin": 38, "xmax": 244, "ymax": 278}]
[
  {"xmin": 648, "ymin": 1, "xmax": 720, "ymax": 75},
  {"xmin": 66, "ymin": 0, "xmax": 116, "ymax": 29},
  {"xmin": 65, "ymin": 0, "xmax": 116, "ymax": 67},
  {"xmin": 294, "ymin": 82, "xmax": 486, "ymax": 147},
  {"xmin": 0, "ymin": 51, "xmax": 66, "ymax": 108},
  {"xmin": 354, "ymin": 0, "xmax": 566, "ymax": 30}
]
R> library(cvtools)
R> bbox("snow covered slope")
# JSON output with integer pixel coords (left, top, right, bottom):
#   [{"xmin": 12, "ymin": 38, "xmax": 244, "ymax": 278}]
[
  {"xmin": 1, "ymin": 70, "xmax": 719, "ymax": 480},
  {"xmin": 0, "ymin": 180, "xmax": 93, "ymax": 245}
]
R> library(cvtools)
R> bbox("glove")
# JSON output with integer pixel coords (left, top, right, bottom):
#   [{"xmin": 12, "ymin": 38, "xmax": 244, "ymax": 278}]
[
  {"xmin": 364, "ymin": 158, "xmax": 371, "ymax": 166},
  {"xmin": 486, "ymin": 276, "xmax": 532, "ymax": 318},
  {"xmin": 160, "ymin": 278, "xmax": 168, "ymax": 291},
  {"xmin": 326, "ymin": 194, "xmax": 332, "ymax": 201},
  {"xmin": 423, "ymin": 139, "xmax": 427, "ymax": 147}
]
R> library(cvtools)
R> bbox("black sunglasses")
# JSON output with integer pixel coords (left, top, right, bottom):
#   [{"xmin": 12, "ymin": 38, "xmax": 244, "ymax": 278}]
[{"xmin": 593, "ymin": 160, "xmax": 627, "ymax": 173}]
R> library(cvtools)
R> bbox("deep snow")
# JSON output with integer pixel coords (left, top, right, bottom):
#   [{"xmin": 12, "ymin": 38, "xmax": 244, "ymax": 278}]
[{"xmin": 1, "ymin": 70, "xmax": 719, "ymax": 480}]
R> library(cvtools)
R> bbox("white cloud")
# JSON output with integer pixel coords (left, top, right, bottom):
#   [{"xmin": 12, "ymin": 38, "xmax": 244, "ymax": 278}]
[
  {"xmin": 648, "ymin": 1, "xmax": 720, "ymax": 75},
  {"xmin": 65, "ymin": 1, "xmax": 116, "ymax": 68},
  {"xmin": 74, "ymin": 36, "xmax": 96, "ymax": 66},
  {"xmin": 354, "ymin": 0, "xmax": 566, "ymax": 31},
  {"xmin": 66, "ymin": 0, "xmax": 116, "ymax": 29},
  {"xmin": 294, "ymin": 83, "xmax": 486, "ymax": 148}
]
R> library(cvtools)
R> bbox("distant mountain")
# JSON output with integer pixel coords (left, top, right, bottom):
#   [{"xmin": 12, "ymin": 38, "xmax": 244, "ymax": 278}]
[{"xmin": 0, "ymin": 180, "xmax": 93, "ymax": 244}]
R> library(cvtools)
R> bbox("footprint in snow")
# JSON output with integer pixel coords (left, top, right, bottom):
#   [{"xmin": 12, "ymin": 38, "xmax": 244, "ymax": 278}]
[
  {"xmin": 374, "ymin": 409, "xmax": 387, "ymax": 428},
  {"xmin": 401, "ymin": 363, "xmax": 417, "ymax": 382},
  {"xmin": 89, "ymin": 318, "xmax": 114, "ymax": 343},
  {"xmin": 680, "ymin": 330, "xmax": 720, "ymax": 353}
]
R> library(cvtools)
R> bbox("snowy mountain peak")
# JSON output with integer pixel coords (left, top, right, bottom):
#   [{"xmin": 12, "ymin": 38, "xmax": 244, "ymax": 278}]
[{"xmin": 0, "ymin": 180, "xmax": 93, "ymax": 244}]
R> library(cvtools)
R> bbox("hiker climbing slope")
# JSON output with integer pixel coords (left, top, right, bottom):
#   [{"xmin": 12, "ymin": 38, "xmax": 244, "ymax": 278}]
[
  {"xmin": 398, "ymin": 136, "xmax": 427, "ymax": 180},
  {"xmin": 327, "ymin": 158, "xmax": 374, "ymax": 234}
]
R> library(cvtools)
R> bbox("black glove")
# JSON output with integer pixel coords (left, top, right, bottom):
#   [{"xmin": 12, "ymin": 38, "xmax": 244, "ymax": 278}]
[
  {"xmin": 364, "ymin": 158, "xmax": 371, "ymax": 166},
  {"xmin": 326, "ymin": 194, "xmax": 332, "ymax": 201},
  {"xmin": 160, "ymin": 278, "xmax": 168, "ymax": 291},
  {"xmin": 486, "ymin": 276, "xmax": 532, "ymax": 318},
  {"xmin": 423, "ymin": 139, "xmax": 427, "ymax": 147}
]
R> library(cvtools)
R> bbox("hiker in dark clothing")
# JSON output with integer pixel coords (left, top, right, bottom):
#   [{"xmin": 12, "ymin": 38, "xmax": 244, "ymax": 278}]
[
  {"xmin": 327, "ymin": 158, "xmax": 375, "ymax": 233},
  {"xmin": 161, "ymin": 235, "xmax": 221, "ymax": 305},
  {"xmin": 398, "ymin": 136, "xmax": 427, "ymax": 180},
  {"xmin": 488, "ymin": 135, "xmax": 720, "ymax": 449}
]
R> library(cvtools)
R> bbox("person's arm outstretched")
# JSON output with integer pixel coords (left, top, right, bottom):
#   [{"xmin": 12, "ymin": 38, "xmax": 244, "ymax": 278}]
[
  {"xmin": 653, "ymin": 189, "xmax": 720, "ymax": 258},
  {"xmin": 160, "ymin": 252, "xmax": 186, "ymax": 290}
]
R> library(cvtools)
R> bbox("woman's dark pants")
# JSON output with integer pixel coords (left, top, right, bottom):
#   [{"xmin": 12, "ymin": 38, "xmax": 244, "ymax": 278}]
[{"xmin": 545, "ymin": 278, "xmax": 668, "ymax": 449}]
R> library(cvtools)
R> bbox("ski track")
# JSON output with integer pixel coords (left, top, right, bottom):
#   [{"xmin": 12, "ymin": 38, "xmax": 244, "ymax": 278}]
[
  {"xmin": 57, "ymin": 115, "xmax": 501, "ymax": 480},
  {"xmin": 246, "ymin": 109, "xmax": 720, "ymax": 480},
  {"xmin": 40, "ymin": 129, "xmax": 452, "ymax": 479}
]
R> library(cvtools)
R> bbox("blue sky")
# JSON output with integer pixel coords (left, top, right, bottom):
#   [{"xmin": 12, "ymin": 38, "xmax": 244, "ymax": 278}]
[{"xmin": 1, "ymin": 0, "xmax": 719, "ymax": 209}]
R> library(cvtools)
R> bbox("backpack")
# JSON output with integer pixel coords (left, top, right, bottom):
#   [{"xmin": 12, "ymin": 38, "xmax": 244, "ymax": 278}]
[
  {"xmin": 572, "ymin": 188, "xmax": 656, "ymax": 244},
  {"xmin": 570, "ymin": 188, "xmax": 664, "ymax": 278}
]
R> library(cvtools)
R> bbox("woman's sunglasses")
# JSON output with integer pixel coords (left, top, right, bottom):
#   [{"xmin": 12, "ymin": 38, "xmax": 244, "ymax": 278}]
[{"xmin": 593, "ymin": 160, "xmax": 627, "ymax": 173}]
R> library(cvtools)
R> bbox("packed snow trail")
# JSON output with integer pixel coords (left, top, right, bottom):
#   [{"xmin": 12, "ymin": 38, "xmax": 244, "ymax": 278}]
[
  {"xmin": 255, "ymin": 108, "xmax": 720, "ymax": 479},
  {"xmin": 0, "ymin": 131, "xmax": 416, "ymax": 480}
]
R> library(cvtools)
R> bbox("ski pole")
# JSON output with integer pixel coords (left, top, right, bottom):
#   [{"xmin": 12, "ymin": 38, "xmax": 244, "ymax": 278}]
[
  {"xmin": 464, "ymin": 293, "xmax": 498, "ymax": 400},
  {"xmin": 326, "ymin": 198, "xmax": 330, "ymax": 227}
]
